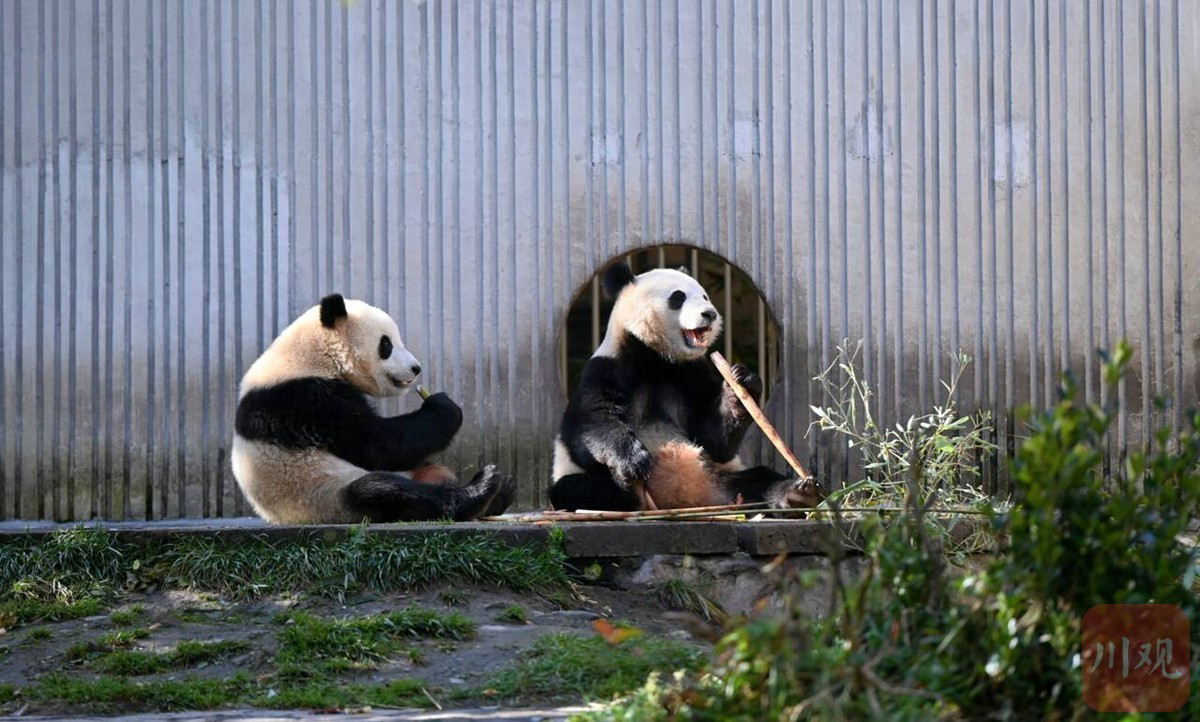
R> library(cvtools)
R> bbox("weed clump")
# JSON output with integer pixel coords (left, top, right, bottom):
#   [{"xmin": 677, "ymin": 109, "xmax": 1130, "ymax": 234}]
[
  {"xmin": 652, "ymin": 578, "xmax": 727, "ymax": 624},
  {"xmin": 496, "ymin": 604, "xmax": 528, "ymax": 624}
]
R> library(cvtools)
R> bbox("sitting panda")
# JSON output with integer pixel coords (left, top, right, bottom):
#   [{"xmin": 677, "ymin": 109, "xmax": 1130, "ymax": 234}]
[
  {"xmin": 548, "ymin": 262, "xmax": 821, "ymax": 512},
  {"xmin": 232, "ymin": 293, "xmax": 515, "ymax": 524}
]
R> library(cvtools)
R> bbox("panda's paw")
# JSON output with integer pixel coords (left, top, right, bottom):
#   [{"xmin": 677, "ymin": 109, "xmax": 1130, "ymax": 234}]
[
  {"xmin": 481, "ymin": 467, "xmax": 517, "ymax": 517},
  {"xmin": 729, "ymin": 364, "xmax": 763, "ymax": 403},
  {"xmin": 610, "ymin": 441, "xmax": 654, "ymax": 488},
  {"xmin": 453, "ymin": 465, "xmax": 515, "ymax": 520},
  {"xmin": 782, "ymin": 477, "xmax": 825, "ymax": 509},
  {"xmin": 421, "ymin": 391, "xmax": 465, "ymax": 429}
]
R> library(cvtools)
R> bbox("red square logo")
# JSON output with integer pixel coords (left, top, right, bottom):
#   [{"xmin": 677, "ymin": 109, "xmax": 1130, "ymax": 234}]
[{"xmin": 1083, "ymin": 604, "xmax": 1190, "ymax": 712}]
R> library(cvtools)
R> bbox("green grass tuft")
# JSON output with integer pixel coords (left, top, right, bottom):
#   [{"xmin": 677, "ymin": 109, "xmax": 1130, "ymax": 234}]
[
  {"xmin": 440, "ymin": 588, "xmax": 469, "ymax": 607},
  {"xmin": 90, "ymin": 639, "xmax": 249, "ymax": 676},
  {"xmin": 0, "ymin": 597, "xmax": 105, "ymax": 627},
  {"xmin": 256, "ymin": 679, "xmax": 432, "ymax": 710},
  {"xmin": 653, "ymin": 578, "xmax": 728, "ymax": 624},
  {"xmin": 0, "ymin": 526, "xmax": 569, "ymax": 606},
  {"xmin": 99, "ymin": 627, "xmax": 150, "ymax": 649},
  {"xmin": 108, "ymin": 604, "xmax": 146, "ymax": 627},
  {"xmin": 483, "ymin": 633, "xmax": 703, "ymax": 702},
  {"xmin": 18, "ymin": 674, "xmax": 440, "ymax": 713},
  {"xmin": 24, "ymin": 626, "xmax": 52, "ymax": 642},
  {"xmin": 28, "ymin": 674, "xmax": 251, "ymax": 712},
  {"xmin": 275, "ymin": 607, "xmax": 473, "ymax": 680},
  {"xmin": 496, "ymin": 604, "xmax": 529, "ymax": 624},
  {"xmin": 91, "ymin": 650, "xmax": 170, "ymax": 676}
]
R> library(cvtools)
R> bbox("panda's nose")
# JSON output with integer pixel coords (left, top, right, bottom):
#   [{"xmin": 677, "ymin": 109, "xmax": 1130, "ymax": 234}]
[
  {"xmin": 701, "ymin": 309, "xmax": 718, "ymax": 323},
  {"xmin": 411, "ymin": 364, "xmax": 422, "ymax": 376}
]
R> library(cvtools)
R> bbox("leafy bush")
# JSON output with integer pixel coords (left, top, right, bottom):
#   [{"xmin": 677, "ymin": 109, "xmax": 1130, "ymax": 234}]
[
  {"xmin": 810, "ymin": 341, "xmax": 995, "ymax": 514},
  {"xmin": 592, "ymin": 343, "xmax": 1200, "ymax": 720}
]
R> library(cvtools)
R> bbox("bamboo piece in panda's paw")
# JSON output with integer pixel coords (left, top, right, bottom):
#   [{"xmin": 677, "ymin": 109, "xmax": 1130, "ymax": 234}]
[
  {"xmin": 710, "ymin": 351, "xmax": 814, "ymax": 483},
  {"xmin": 416, "ymin": 385, "xmax": 432, "ymax": 401}
]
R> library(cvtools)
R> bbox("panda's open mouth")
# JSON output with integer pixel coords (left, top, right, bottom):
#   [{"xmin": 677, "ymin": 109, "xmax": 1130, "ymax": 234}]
[
  {"xmin": 682, "ymin": 325, "xmax": 713, "ymax": 349},
  {"xmin": 386, "ymin": 373, "xmax": 413, "ymax": 389}
]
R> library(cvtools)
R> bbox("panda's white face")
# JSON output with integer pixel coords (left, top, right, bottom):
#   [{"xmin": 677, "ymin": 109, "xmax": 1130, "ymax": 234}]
[
  {"xmin": 239, "ymin": 295, "xmax": 422, "ymax": 399},
  {"xmin": 340, "ymin": 301, "xmax": 423, "ymax": 398},
  {"xmin": 603, "ymin": 267, "xmax": 722, "ymax": 362}
]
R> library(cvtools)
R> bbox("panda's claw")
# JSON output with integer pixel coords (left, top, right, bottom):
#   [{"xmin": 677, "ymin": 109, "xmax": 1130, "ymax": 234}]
[
  {"xmin": 729, "ymin": 364, "xmax": 763, "ymax": 402},
  {"xmin": 453, "ymin": 465, "xmax": 516, "ymax": 521},
  {"xmin": 783, "ymin": 477, "xmax": 825, "ymax": 509}
]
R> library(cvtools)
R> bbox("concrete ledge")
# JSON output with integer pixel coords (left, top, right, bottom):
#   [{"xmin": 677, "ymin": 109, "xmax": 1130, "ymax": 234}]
[
  {"xmin": 558, "ymin": 521, "xmax": 739, "ymax": 557},
  {"xmin": 734, "ymin": 520, "xmax": 840, "ymax": 555},
  {"xmin": 0, "ymin": 517, "xmax": 843, "ymax": 558}
]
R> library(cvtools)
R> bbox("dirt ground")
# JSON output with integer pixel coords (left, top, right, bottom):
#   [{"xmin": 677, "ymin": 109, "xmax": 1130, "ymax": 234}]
[{"xmin": 0, "ymin": 580, "xmax": 698, "ymax": 717}]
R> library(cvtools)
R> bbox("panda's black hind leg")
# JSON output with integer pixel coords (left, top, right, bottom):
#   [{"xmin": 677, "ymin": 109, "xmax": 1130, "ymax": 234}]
[
  {"xmin": 342, "ymin": 467, "xmax": 514, "ymax": 522},
  {"xmin": 464, "ymin": 465, "xmax": 518, "ymax": 519},
  {"xmin": 718, "ymin": 466, "xmax": 824, "ymax": 509},
  {"xmin": 547, "ymin": 472, "xmax": 641, "ymax": 512}
]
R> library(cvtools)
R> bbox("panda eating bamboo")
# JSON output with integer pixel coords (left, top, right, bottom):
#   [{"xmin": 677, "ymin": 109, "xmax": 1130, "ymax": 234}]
[
  {"xmin": 548, "ymin": 261, "xmax": 820, "ymax": 512},
  {"xmin": 232, "ymin": 293, "xmax": 515, "ymax": 524}
]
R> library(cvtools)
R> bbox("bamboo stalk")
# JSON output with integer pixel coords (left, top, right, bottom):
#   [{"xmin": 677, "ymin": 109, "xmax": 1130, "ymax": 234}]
[
  {"xmin": 483, "ymin": 505, "xmax": 994, "ymax": 524},
  {"xmin": 481, "ymin": 501, "xmax": 772, "ymax": 523},
  {"xmin": 416, "ymin": 385, "xmax": 432, "ymax": 401},
  {"xmin": 710, "ymin": 351, "xmax": 813, "ymax": 481}
]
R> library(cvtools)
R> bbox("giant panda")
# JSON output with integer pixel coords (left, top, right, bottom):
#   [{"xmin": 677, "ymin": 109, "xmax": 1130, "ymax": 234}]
[
  {"xmin": 232, "ymin": 293, "xmax": 515, "ymax": 524},
  {"xmin": 548, "ymin": 262, "xmax": 821, "ymax": 512}
]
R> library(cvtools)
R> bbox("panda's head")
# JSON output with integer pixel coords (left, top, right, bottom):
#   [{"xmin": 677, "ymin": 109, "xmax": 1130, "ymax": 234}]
[
  {"xmin": 240, "ymin": 293, "xmax": 422, "ymax": 398},
  {"xmin": 596, "ymin": 261, "xmax": 722, "ymax": 362}
]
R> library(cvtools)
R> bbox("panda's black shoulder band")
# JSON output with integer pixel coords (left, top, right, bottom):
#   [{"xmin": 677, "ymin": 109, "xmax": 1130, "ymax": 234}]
[
  {"xmin": 319, "ymin": 293, "xmax": 348, "ymax": 328},
  {"xmin": 602, "ymin": 262, "xmax": 636, "ymax": 299}
]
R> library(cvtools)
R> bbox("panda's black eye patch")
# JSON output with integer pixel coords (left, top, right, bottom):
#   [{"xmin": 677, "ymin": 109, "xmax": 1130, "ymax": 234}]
[
  {"xmin": 668, "ymin": 290, "xmax": 686, "ymax": 310},
  {"xmin": 378, "ymin": 335, "xmax": 393, "ymax": 360}
]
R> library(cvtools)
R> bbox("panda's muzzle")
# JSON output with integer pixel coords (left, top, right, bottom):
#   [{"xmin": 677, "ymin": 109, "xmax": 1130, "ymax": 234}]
[{"xmin": 386, "ymin": 373, "xmax": 414, "ymax": 390}]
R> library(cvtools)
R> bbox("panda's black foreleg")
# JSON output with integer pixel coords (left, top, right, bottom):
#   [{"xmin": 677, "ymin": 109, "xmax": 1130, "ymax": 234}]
[
  {"xmin": 343, "ymin": 465, "xmax": 515, "ymax": 522},
  {"xmin": 717, "ymin": 466, "xmax": 817, "ymax": 508},
  {"xmin": 547, "ymin": 472, "xmax": 641, "ymax": 512}
]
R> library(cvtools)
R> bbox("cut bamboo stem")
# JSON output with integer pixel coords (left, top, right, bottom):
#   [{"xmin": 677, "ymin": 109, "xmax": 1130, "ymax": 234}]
[
  {"xmin": 416, "ymin": 385, "xmax": 432, "ymax": 400},
  {"xmin": 482, "ymin": 501, "xmax": 772, "ymax": 523},
  {"xmin": 710, "ymin": 351, "xmax": 813, "ymax": 482},
  {"xmin": 481, "ymin": 505, "xmax": 992, "ymax": 524}
]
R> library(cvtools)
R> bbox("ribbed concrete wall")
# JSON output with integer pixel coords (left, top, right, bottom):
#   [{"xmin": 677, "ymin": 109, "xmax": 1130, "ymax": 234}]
[{"xmin": 1, "ymin": 0, "xmax": 1197, "ymax": 520}]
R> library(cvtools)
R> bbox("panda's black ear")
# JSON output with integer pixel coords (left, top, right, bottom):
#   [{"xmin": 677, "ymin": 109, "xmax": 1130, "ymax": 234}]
[
  {"xmin": 319, "ymin": 293, "xmax": 348, "ymax": 328},
  {"xmin": 601, "ymin": 262, "xmax": 636, "ymax": 300}
]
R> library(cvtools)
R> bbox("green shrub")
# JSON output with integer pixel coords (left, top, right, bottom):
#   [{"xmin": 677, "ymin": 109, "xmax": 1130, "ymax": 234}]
[{"xmin": 593, "ymin": 342, "xmax": 1200, "ymax": 720}]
